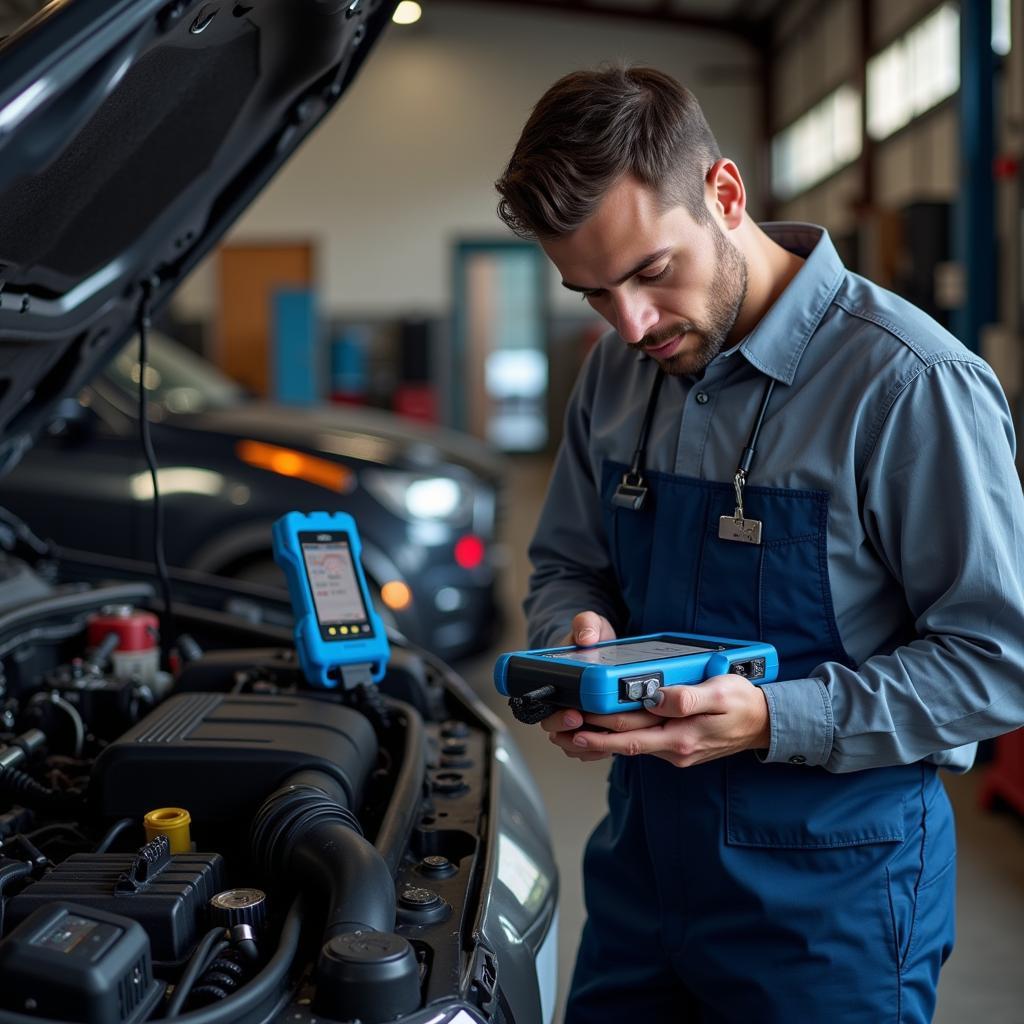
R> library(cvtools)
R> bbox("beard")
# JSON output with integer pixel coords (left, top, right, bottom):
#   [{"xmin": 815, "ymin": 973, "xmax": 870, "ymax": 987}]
[{"xmin": 634, "ymin": 221, "xmax": 748, "ymax": 377}]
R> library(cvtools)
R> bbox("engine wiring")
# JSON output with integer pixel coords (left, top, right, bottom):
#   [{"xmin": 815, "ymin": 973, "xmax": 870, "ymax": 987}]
[{"xmin": 136, "ymin": 283, "xmax": 176, "ymax": 648}]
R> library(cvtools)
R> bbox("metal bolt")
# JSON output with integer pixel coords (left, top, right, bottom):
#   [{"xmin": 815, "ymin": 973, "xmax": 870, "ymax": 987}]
[
  {"xmin": 400, "ymin": 886, "xmax": 441, "ymax": 910},
  {"xmin": 419, "ymin": 854, "xmax": 456, "ymax": 878}
]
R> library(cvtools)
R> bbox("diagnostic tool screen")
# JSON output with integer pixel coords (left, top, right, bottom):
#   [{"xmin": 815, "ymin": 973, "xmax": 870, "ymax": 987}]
[
  {"xmin": 541, "ymin": 636, "xmax": 726, "ymax": 666},
  {"xmin": 299, "ymin": 532, "xmax": 372, "ymax": 640}
]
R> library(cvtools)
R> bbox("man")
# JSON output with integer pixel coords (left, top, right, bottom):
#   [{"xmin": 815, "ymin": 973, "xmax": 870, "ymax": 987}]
[{"xmin": 495, "ymin": 65, "xmax": 1024, "ymax": 1023}]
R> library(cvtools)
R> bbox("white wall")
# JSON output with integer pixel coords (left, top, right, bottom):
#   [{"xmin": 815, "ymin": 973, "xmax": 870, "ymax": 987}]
[{"xmin": 173, "ymin": 1, "xmax": 760, "ymax": 323}]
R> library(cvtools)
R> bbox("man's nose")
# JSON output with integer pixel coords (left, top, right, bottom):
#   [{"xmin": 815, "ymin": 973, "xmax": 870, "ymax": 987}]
[{"xmin": 611, "ymin": 290, "xmax": 658, "ymax": 345}]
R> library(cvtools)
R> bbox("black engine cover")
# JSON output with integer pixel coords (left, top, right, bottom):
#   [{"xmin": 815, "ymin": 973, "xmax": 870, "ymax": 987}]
[{"xmin": 90, "ymin": 693, "xmax": 378, "ymax": 821}]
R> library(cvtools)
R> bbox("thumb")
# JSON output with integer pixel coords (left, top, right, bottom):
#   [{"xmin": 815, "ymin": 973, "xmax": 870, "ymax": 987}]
[
  {"xmin": 643, "ymin": 683, "xmax": 707, "ymax": 718},
  {"xmin": 568, "ymin": 611, "xmax": 616, "ymax": 647}
]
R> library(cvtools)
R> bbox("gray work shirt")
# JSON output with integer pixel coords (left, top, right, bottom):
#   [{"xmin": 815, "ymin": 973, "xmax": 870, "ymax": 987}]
[{"xmin": 525, "ymin": 223, "xmax": 1024, "ymax": 773}]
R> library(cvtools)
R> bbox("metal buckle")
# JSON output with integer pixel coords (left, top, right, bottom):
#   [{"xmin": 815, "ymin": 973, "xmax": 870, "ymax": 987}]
[{"xmin": 613, "ymin": 472, "xmax": 648, "ymax": 511}]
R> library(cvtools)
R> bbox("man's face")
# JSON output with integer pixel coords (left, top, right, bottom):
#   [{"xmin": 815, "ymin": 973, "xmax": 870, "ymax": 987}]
[{"xmin": 540, "ymin": 174, "xmax": 748, "ymax": 376}]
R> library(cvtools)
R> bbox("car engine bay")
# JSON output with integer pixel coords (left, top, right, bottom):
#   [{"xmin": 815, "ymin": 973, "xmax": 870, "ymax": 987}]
[{"xmin": 0, "ymin": 550, "xmax": 551, "ymax": 1024}]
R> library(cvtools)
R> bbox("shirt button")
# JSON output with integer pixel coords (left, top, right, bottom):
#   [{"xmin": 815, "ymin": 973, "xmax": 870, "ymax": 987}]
[
  {"xmin": 788, "ymin": 755, "xmax": 807, "ymax": 765},
  {"xmin": 695, "ymin": 391, "xmax": 709, "ymax": 405}
]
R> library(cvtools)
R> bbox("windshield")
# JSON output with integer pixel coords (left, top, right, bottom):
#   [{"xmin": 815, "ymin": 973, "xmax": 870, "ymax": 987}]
[{"xmin": 103, "ymin": 331, "xmax": 245, "ymax": 414}]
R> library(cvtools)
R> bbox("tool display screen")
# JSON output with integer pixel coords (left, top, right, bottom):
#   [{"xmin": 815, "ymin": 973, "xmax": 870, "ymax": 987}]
[
  {"xmin": 299, "ymin": 531, "xmax": 372, "ymax": 639},
  {"xmin": 540, "ymin": 636, "xmax": 727, "ymax": 666}
]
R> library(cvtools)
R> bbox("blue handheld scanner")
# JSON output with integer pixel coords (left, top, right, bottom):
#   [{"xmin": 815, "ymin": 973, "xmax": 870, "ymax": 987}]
[
  {"xmin": 494, "ymin": 632, "xmax": 778, "ymax": 724},
  {"xmin": 272, "ymin": 511, "xmax": 389, "ymax": 688}
]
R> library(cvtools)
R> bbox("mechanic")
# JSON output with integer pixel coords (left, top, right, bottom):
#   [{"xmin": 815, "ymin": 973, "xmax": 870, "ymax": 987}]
[{"xmin": 494, "ymin": 65, "xmax": 1024, "ymax": 1023}]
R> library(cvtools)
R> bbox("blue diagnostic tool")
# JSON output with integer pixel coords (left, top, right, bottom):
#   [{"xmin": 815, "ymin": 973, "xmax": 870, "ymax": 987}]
[
  {"xmin": 271, "ymin": 511, "xmax": 389, "ymax": 688},
  {"xmin": 494, "ymin": 632, "xmax": 778, "ymax": 724}
]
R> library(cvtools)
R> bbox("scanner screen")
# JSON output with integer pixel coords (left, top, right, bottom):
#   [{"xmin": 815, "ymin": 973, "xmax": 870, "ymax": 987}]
[
  {"xmin": 541, "ymin": 636, "xmax": 722, "ymax": 666},
  {"xmin": 301, "ymin": 536, "xmax": 369, "ymax": 630}
]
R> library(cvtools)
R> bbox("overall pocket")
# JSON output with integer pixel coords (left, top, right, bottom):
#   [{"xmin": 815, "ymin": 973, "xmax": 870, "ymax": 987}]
[{"xmin": 725, "ymin": 754, "xmax": 907, "ymax": 849}]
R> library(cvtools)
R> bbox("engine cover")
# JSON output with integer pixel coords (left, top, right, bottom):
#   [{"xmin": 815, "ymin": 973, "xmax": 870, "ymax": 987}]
[
  {"xmin": 90, "ymin": 693, "xmax": 378, "ymax": 821},
  {"xmin": 6, "ymin": 851, "xmax": 224, "ymax": 962}
]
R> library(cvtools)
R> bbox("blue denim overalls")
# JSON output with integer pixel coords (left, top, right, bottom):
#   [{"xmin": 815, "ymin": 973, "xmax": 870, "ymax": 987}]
[{"xmin": 564, "ymin": 373, "xmax": 958, "ymax": 1024}]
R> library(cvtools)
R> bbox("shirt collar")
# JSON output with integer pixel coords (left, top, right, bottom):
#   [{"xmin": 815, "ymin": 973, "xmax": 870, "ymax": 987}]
[{"xmin": 731, "ymin": 222, "xmax": 846, "ymax": 386}]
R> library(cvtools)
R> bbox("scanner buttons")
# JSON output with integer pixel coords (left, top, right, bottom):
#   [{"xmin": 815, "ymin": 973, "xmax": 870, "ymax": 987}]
[{"xmin": 620, "ymin": 672, "xmax": 663, "ymax": 703}]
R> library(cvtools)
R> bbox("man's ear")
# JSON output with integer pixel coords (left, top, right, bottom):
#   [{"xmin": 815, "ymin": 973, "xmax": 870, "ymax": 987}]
[{"xmin": 705, "ymin": 158, "xmax": 746, "ymax": 229}]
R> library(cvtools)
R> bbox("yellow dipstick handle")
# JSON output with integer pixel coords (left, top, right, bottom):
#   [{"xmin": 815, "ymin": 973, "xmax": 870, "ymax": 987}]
[{"xmin": 144, "ymin": 807, "xmax": 192, "ymax": 854}]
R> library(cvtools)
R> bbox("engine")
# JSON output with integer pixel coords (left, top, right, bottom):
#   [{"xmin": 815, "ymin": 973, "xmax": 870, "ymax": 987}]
[{"xmin": 0, "ymin": 566, "xmax": 508, "ymax": 1024}]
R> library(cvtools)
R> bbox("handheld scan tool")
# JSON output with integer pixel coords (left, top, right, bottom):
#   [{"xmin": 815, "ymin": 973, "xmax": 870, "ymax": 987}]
[
  {"xmin": 494, "ymin": 633, "xmax": 779, "ymax": 724},
  {"xmin": 272, "ymin": 511, "xmax": 389, "ymax": 688}
]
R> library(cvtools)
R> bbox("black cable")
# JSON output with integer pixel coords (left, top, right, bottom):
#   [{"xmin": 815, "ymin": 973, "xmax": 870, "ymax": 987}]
[
  {"xmin": 23, "ymin": 822, "xmax": 90, "ymax": 846},
  {"xmin": 372, "ymin": 698, "xmax": 426, "ymax": 877},
  {"xmin": 626, "ymin": 369, "xmax": 664, "ymax": 479},
  {"xmin": 187, "ymin": 941, "xmax": 250, "ymax": 1008},
  {"xmin": 0, "ymin": 508, "xmax": 51, "ymax": 559},
  {"xmin": 137, "ymin": 284, "xmax": 175, "ymax": 646},
  {"xmin": 0, "ymin": 860, "xmax": 33, "ymax": 937},
  {"xmin": 165, "ymin": 929, "xmax": 228, "ymax": 1018},
  {"xmin": 94, "ymin": 817, "xmax": 135, "ymax": 855},
  {"xmin": 736, "ymin": 377, "xmax": 776, "ymax": 477},
  {"xmin": 0, "ymin": 767, "xmax": 82, "ymax": 815}
]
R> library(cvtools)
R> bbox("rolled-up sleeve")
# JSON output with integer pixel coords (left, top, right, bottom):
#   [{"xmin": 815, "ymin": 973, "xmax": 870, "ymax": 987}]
[{"xmin": 763, "ymin": 356, "xmax": 1024, "ymax": 772}]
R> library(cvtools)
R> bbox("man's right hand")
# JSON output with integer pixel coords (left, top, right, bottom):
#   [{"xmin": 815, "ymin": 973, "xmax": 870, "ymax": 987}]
[{"xmin": 539, "ymin": 611, "xmax": 617, "ymax": 761}]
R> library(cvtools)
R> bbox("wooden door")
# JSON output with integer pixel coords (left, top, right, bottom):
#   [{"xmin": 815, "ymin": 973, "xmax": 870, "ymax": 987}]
[{"xmin": 217, "ymin": 243, "xmax": 314, "ymax": 395}]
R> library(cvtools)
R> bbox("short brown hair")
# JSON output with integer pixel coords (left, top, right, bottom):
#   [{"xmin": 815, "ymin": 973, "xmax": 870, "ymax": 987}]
[{"xmin": 495, "ymin": 65, "xmax": 721, "ymax": 240}]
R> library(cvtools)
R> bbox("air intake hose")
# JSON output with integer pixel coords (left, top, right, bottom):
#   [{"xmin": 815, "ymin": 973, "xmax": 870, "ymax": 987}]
[
  {"xmin": 250, "ymin": 770, "xmax": 395, "ymax": 937},
  {"xmin": 250, "ymin": 771, "xmax": 420, "ymax": 1021}
]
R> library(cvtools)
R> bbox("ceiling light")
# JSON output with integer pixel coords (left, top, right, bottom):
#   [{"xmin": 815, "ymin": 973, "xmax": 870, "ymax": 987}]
[{"xmin": 392, "ymin": 1, "xmax": 421, "ymax": 25}]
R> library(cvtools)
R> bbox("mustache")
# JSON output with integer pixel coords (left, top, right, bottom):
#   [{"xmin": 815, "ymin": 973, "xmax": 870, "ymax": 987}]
[{"xmin": 630, "ymin": 323, "xmax": 697, "ymax": 351}]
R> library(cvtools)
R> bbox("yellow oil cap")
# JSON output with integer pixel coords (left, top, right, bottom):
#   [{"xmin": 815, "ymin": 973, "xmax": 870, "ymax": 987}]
[{"xmin": 144, "ymin": 807, "xmax": 192, "ymax": 854}]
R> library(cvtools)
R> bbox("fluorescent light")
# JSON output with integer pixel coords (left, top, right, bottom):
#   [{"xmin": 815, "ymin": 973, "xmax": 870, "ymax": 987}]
[{"xmin": 393, "ymin": 1, "xmax": 421, "ymax": 25}]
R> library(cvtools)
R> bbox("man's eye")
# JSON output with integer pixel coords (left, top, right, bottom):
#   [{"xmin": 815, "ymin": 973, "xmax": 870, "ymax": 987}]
[
  {"xmin": 639, "ymin": 266, "xmax": 670, "ymax": 284},
  {"xmin": 581, "ymin": 290, "xmax": 602, "ymax": 302}
]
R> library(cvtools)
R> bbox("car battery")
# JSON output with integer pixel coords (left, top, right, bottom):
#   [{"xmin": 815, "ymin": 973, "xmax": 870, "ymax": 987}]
[{"xmin": 6, "ymin": 841, "xmax": 224, "ymax": 963}]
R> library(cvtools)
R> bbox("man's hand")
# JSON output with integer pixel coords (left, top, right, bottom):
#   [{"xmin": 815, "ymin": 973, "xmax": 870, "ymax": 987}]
[
  {"xmin": 563, "ymin": 610, "xmax": 617, "ymax": 648},
  {"xmin": 538, "ymin": 611, "xmax": 618, "ymax": 762},
  {"xmin": 546, "ymin": 674, "xmax": 772, "ymax": 768}
]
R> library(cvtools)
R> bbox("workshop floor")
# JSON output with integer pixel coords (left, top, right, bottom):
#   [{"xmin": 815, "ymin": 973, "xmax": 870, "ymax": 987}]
[{"xmin": 458, "ymin": 454, "xmax": 1024, "ymax": 1024}]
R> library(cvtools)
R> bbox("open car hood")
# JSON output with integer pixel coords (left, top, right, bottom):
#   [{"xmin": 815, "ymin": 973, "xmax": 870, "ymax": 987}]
[{"xmin": 0, "ymin": 0, "xmax": 394, "ymax": 476}]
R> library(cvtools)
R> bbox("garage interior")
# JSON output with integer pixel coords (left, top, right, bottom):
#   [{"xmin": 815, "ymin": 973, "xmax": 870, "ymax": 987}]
[{"xmin": 2, "ymin": 0, "xmax": 1023, "ymax": 1020}]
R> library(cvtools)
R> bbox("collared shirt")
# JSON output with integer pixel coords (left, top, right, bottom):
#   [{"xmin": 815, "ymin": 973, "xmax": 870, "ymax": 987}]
[{"xmin": 525, "ymin": 223, "xmax": 1024, "ymax": 773}]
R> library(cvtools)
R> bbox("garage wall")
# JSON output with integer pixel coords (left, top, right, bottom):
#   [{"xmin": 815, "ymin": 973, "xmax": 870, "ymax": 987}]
[
  {"xmin": 173, "ymin": 1, "xmax": 760, "ymax": 322},
  {"xmin": 772, "ymin": 0, "xmax": 859, "ymax": 129},
  {"xmin": 772, "ymin": 1, "xmax": 959, "ymax": 231}
]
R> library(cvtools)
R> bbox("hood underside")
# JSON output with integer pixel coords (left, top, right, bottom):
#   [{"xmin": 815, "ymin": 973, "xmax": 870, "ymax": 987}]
[{"xmin": 0, "ymin": 0, "xmax": 394, "ymax": 476}]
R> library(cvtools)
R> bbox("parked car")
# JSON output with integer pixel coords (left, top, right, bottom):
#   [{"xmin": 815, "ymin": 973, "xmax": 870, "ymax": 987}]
[
  {"xmin": 0, "ymin": 3, "xmax": 557, "ymax": 1024},
  {"xmin": 1, "ymin": 330, "xmax": 503, "ymax": 663}
]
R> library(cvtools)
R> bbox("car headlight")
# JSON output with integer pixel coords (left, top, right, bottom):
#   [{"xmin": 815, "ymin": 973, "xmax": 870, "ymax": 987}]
[{"xmin": 364, "ymin": 470, "xmax": 474, "ymax": 525}]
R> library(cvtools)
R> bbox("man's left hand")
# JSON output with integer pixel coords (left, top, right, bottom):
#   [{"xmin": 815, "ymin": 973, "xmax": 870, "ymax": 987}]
[{"xmin": 553, "ymin": 674, "xmax": 771, "ymax": 767}]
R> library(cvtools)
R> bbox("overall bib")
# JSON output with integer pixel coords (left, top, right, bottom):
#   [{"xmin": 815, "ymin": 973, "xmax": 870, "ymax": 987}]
[{"xmin": 563, "ymin": 444, "xmax": 958, "ymax": 1023}]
